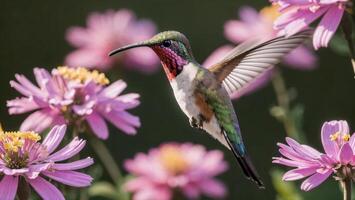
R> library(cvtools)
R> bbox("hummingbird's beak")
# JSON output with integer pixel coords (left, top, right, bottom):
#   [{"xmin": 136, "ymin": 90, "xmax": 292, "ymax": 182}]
[{"xmin": 109, "ymin": 40, "xmax": 154, "ymax": 56}]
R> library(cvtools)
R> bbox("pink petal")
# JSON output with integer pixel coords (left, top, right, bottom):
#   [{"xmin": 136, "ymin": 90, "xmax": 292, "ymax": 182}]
[
  {"xmin": 7, "ymin": 97, "xmax": 41, "ymax": 114},
  {"xmin": 133, "ymin": 187, "xmax": 171, "ymax": 200},
  {"xmin": 285, "ymin": 137, "xmax": 319, "ymax": 160},
  {"xmin": 124, "ymin": 177, "xmax": 151, "ymax": 191},
  {"xmin": 14, "ymin": 74, "xmax": 45, "ymax": 98},
  {"xmin": 278, "ymin": 143, "xmax": 309, "ymax": 161},
  {"xmin": 29, "ymin": 176, "xmax": 65, "ymax": 200},
  {"xmin": 52, "ymin": 157, "xmax": 94, "ymax": 170},
  {"xmin": 273, "ymin": 157, "xmax": 311, "ymax": 167},
  {"xmin": 224, "ymin": 20, "xmax": 253, "ymax": 43},
  {"xmin": 65, "ymin": 48, "xmax": 111, "ymax": 70},
  {"xmin": 47, "ymin": 137, "xmax": 86, "ymax": 161},
  {"xmin": 283, "ymin": 45, "xmax": 318, "ymax": 69},
  {"xmin": 199, "ymin": 150, "xmax": 228, "ymax": 176},
  {"xmin": 20, "ymin": 109, "xmax": 57, "ymax": 132},
  {"xmin": 42, "ymin": 125, "xmax": 67, "ymax": 154},
  {"xmin": 313, "ymin": 5, "xmax": 344, "ymax": 49},
  {"xmin": 349, "ymin": 133, "xmax": 355, "ymax": 150},
  {"xmin": 321, "ymin": 121, "xmax": 348, "ymax": 158},
  {"xmin": 202, "ymin": 45, "xmax": 234, "ymax": 68},
  {"xmin": 300, "ymin": 170, "xmax": 332, "ymax": 191},
  {"xmin": 239, "ymin": 6, "xmax": 260, "ymax": 24},
  {"xmin": 86, "ymin": 112, "xmax": 109, "ymax": 139},
  {"xmin": 0, "ymin": 175, "xmax": 18, "ymax": 200},
  {"xmin": 124, "ymin": 48, "xmax": 159, "ymax": 73},
  {"xmin": 199, "ymin": 179, "xmax": 227, "ymax": 198},
  {"xmin": 338, "ymin": 143, "xmax": 353, "ymax": 164},
  {"xmin": 42, "ymin": 170, "xmax": 93, "ymax": 187},
  {"xmin": 275, "ymin": 7, "xmax": 327, "ymax": 36},
  {"xmin": 1, "ymin": 168, "xmax": 29, "ymax": 176},
  {"xmin": 282, "ymin": 167, "xmax": 317, "ymax": 181},
  {"xmin": 10, "ymin": 80, "xmax": 33, "ymax": 97},
  {"xmin": 26, "ymin": 163, "xmax": 52, "ymax": 179},
  {"xmin": 103, "ymin": 111, "xmax": 140, "ymax": 135},
  {"xmin": 182, "ymin": 184, "xmax": 200, "ymax": 199},
  {"xmin": 33, "ymin": 68, "xmax": 51, "ymax": 89},
  {"xmin": 99, "ymin": 80, "xmax": 126, "ymax": 98},
  {"xmin": 66, "ymin": 27, "xmax": 91, "ymax": 47}
]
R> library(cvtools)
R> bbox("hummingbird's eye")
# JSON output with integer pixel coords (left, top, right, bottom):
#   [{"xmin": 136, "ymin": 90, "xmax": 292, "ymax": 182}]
[{"xmin": 162, "ymin": 40, "xmax": 171, "ymax": 47}]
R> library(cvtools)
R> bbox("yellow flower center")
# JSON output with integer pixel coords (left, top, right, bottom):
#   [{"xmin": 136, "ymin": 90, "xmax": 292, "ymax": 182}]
[
  {"xmin": 56, "ymin": 66, "xmax": 110, "ymax": 85},
  {"xmin": 0, "ymin": 131, "xmax": 41, "ymax": 153},
  {"xmin": 159, "ymin": 146, "xmax": 189, "ymax": 174},
  {"xmin": 260, "ymin": 5, "xmax": 281, "ymax": 21}
]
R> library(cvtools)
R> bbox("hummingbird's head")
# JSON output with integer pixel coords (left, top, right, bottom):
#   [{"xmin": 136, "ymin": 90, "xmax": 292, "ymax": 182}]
[{"xmin": 109, "ymin": 31, "xmax": 195, "ymax": 80}]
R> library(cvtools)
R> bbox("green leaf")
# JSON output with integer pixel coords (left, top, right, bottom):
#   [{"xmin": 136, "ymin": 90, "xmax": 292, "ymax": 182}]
[
  {"xmin": 289, "ymin": 104, "xmax": 307, "ymax": 143},
  {"xmin": 330, "ymin": 34, "xmax": 349, "ymax": 56},
  {"xmin": 88, "ymin": 181, "xmax": 120, "ymax": 200},
  {"xmin": 271, "ymin": 169, "xmax": 304, "ymax": 200}
]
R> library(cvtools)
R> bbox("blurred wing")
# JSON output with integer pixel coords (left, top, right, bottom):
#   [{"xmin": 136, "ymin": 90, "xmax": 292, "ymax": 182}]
[{"xmin": 208, "ymin": 30, "xmax": 312, "ymax": 95}]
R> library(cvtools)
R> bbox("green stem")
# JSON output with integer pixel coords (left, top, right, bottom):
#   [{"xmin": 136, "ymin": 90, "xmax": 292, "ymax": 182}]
[
  {"xmin": 341, "ymin": 12, "xmax": 355, "ymax": 77},
  {"xmin": 17, "ymin": 177, "xmax": 30, "ymax": 200},
  {"xmin": 89, "ymin": 136, "xmax": 122, "ymax": 185},
  {"xmin": 271, "ymin": 69, "xmax": 298, "ymax": 139},
  {"xmin": 341, "ymin": 179, "xmax": 352, "ymax": 200}
]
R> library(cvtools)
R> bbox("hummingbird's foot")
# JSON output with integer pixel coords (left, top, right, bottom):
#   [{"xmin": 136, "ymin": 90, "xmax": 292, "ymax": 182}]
[
  {"xmin": 198, "ymin": 114, "xmax": 206, "ymax": 128},
  {"xmin": 189, "ymin": 117, "xmax": 199, "ymax": 128},
  {"xmin": 190, "ymin": 116, "xmax": 205, "ymax": 130}
]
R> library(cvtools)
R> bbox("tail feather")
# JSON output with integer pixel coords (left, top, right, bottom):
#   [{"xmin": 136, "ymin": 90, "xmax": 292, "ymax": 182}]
[{"xmin": 222, "ymin": 131, "xmax": 265, "ymax": 189}]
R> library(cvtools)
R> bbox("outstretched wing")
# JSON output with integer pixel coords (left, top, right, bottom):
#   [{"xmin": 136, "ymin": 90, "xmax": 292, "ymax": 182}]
[{"xmin": 208, "ymin": 30, "xmax": 312, "ymax": 95}]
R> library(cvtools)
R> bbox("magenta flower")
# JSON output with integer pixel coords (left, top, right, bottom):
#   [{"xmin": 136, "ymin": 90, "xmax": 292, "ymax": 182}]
[
  {"xmin": 65, "ymin": 9, "xmax": 159, "ymax": 73},
  {"xmin": 273, "ymin": 120, "xmax": 355, "ymax": 191},
  {"xmin": 0, "ymin": 125, "xmax": 93, "ymax": 200},
  {"xmin": 124, "ymin": 143, "xmax": 228, "ymax": 200},
  {"xmin": 7, "ymin": 67, "xmax": 140, "ymax": 139},
  {"xmin": 203, "ymin": 5, "xmax": 317, "ymax": 99},
  {"xmin": 271, "ymin": 0, "xmax": 347, "ymax": 49}
]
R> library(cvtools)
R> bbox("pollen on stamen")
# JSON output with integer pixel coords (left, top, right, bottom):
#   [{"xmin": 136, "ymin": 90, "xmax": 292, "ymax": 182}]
[
  {"xmin": 343, "ymin": 134, "xmax": 350, "ymax": 142},
  {"xmin": 56, "ymin": 66, "xmax": 110, "ymax": 85},
  {"xmin": 0, "ymin": 131, "xmax": 41, "ymax": 153},
  {"xmin": 329, "ymin": 132, "xmax": 340, "ymax": 141}
]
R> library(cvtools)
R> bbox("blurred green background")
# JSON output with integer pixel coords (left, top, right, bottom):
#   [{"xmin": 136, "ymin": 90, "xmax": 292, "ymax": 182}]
[{"xmin": 1, "ymin": 0, "xmax": 355, "ymax": 199}]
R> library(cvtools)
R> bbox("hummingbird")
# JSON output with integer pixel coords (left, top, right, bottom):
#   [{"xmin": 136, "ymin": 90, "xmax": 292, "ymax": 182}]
[{"xmin": 109, "ymin": 30, "xmax": 311, "ymax": 188}]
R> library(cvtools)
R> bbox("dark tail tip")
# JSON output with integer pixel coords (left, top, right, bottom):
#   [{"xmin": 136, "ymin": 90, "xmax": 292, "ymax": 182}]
[
  {"xmin": 221, "ymin": 130, "xmax": 265, "ymax": 188},
  {"xmin": 235, "ymin": 154, "xmax": 265, "ymax": 189}
]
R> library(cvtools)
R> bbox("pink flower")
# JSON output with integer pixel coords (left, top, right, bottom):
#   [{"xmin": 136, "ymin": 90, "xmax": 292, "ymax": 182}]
[
  {"xmin": 124, "ymin": 143, "xmax": 228, "ymax": 200},
  {"xmin": 271, "ymin": 0, "xmax": 347, "ymax": 49},
  {"xmin": 0, "ymin": 125, "xmax": 93, "ymax": 200},
  {"xmin": 273, "ymin": 120, "xmax": 355, "ymax": 191},
  {"xmin": 65, "ymin": 9, "xmax": 159, "ymax": 73},
  {"xmin": 203, "ymin": 5, "xmax": 317, "ymax": 99},
  {"xmin": 7, "ymin": 67, "xmax": 140, "ymax": 139}
]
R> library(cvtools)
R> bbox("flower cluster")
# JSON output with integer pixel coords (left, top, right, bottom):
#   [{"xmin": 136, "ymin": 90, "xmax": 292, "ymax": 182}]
[
  {"xmin": 0, "ymin": 125, "xmax": 93, "ymax": 200},
  {"xmin": 203, "ymin": 5, "xmax": 317, "ymax": 99},
  {"xmin": 273, "ymin": 120, "xmax": 355, "ymax": 191},
  {"xmin": 65, "ymin": 9, "xmax": 159, "ymax": 73},
  {"xmin": 124, "ymin": 143, "xmax": 228, "ymax": 200},
  {"xmin": 7, "ymin": 66, "xmax": 141, "ymax": 139},
  {"xmin": 271, "ymin": 0, "xmax": 348, "ymax": 49}
]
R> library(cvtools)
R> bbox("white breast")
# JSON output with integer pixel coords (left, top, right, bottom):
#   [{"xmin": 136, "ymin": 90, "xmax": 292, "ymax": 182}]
[
  {"xmin": 169, "ymin": 63, "xmax": 230, "ymax": 149},
  {"xmin": 170, "ymin": 63, "xmax": 199, "ymax": 118}
]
